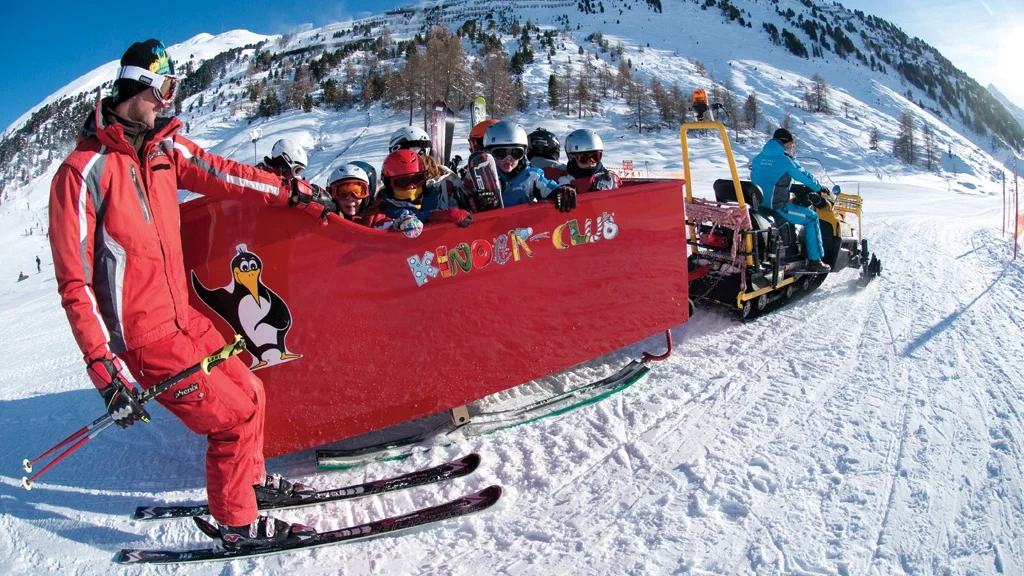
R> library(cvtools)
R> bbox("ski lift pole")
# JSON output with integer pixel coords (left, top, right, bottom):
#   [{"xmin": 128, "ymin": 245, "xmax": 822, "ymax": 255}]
[
  {"xmin": 249, "ymin": 127, "xmax": 263, "ymax": 165},
  {"xmin": 21, "ymin": 336, "xmax": 245, "ymax": 490}
]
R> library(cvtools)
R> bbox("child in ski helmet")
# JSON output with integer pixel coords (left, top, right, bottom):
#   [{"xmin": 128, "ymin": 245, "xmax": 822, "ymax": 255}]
[
  {"xmin": 468, "ymin": 119, "xmax": 499, "ymax": 153},
  {"xmin": 258, "ymin": 138, "xmax": 308, "ymax": 179},
  {"xmin": 389, "ymin": 126, "xmax": 431, "ymax": 157},
  {"xmin": 483, "ymin": 120, "xmax": 576, "ymax": 212},
  {"xmin": 558, "ymin": 129, "xmax": 621, "ymax": 193},
  {"xmin": 327, "ymin": 163, "xmax": 389, "ymax": 228},
  {"xmin": 379, "ymin": 150, "xmax": 472, "ymax": 237},
  {"xmin": 527, "ymin": 127, "xmax": 566, "ymax": 178}
]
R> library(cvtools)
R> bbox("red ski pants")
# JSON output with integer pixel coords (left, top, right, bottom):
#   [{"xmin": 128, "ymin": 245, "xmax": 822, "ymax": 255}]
[{"xmin": 121, "ymin": 310, "xmax": 265, "ymax": 526}]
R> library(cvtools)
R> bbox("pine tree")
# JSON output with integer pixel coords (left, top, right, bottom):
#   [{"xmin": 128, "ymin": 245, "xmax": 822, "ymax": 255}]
[
  {"xmin": 616, "ymin": 59, "xmax": 631, "ymax": 98},
  {"xmin": 548, "ymin": 74, "xmax": 560, "ymax": 109},
  {"xmin": 893, "ymin": 111, "xmax": 917, "ymax": 165},
  {"xmin": 627, "ymin": 80, "xmax": 651, "ymax": 133},
  {"xmin": 921, "ymin": 122, "xmax": 938, "ymax": 170},
  {"xmin": 743, "ymin": 93, "xmax": 760, "ymax": 130}
]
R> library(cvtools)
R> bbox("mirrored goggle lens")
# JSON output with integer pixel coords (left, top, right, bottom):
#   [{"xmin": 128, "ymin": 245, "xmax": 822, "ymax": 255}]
[
  {"xmin": 330, "ymin": 180, "xmax": 369, "ymax": 199},
  {"xmin": 572, "ymin": 151, "xmax": 601, "ymax": 163},
  {"xmin": 155, "ymin": 75, "xmax": 179, "ymax": 102},
  {"xmin": 391, "ymin": 172, "xmax": 426, "ymax": 190},
  {"xmin": 491, "ymin": 147, "xmax": 525, "ymax": 160}
]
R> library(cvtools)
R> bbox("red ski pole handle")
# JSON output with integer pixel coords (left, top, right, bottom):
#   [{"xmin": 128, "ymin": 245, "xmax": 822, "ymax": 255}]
[{"xmin": 20, "ymin": 336, "xmax": 245, "ymax": 490}]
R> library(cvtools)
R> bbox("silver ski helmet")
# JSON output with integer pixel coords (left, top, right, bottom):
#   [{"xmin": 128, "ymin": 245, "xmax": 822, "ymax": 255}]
[
  {"xmin": 328, "ymin": 163, "xmax": 370, "ymax": 189},
  {"xmin": 348, "ymin": 160, "xmax": 378, "ymax": 197},
  {"xmin": 483, "ymin": 121, "xmax": 528, "ymax": 150},
  {"xmin": 327, "ymin": 163, "xmax": 372, "ymax": 217},
  {"xmin": 527, "ymin": 128, "xmax": 560, "ymax": 161},
  {"xmin": 389, "ymin": 126, "xmax": 431, "ymax": 154},
  {"xmin": 271, "ymin": 138, "xmax": 307, "ymax": 175},
  {"xmin": 564, "ymin": 129, "xmax": 604, "ymax": 154}
]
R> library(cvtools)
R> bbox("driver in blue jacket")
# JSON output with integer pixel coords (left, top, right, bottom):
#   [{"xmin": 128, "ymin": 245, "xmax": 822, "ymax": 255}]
[{"xmin": 750, "ymin": 128, "xmax": 831, "ymax": 273}]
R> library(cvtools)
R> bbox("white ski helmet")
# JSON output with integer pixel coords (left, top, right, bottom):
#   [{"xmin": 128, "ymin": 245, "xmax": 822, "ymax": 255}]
[
  {"xmin": 389, "ymin": 126, "xmax": 431, "ymax": 153},
  {"xmin": 271, "ymin": 138, "xmax": 308, "ymax": 172},
  {"xmin": 564, "ymin": 129, "xmax": 604, "ymax": 154},
  {"xmin": 327, "ymin": 163, "xmax": 370, "ymax": 188},
  {"xmin": 483, "ymin": 121, "xmax": 528, "ymax": 149}
]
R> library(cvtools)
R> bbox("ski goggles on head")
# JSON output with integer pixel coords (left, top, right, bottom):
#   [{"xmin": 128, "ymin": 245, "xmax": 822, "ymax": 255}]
[
  {"xmin": 390, "ymin": 140, "xmax": 431, "ymax": 155},
  {"xmin": 571, "ymin": 151, "xmax": 602, "ymax": 164},
  {"xmin": 489, "ymin": 147, "xmax": 526, "ymax": 161},
  {"xmin": 117, "ymin": 65, "xmax": 180, "ymax": 105},
  {"xmin": 329, "ymin": 179, "xmax": 370, "ymax": 200},
  {"xmin": 390, "ymin": 171, "xmax": 427, "ymax": 191}
]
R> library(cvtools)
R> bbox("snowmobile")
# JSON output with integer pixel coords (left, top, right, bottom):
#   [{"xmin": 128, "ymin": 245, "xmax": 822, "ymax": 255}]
[
  {"xmin": 682, "ymin": 122, "xmax": 881, "ymax": 319},
  {"xmin": 180, "ymin": 180, "xmax": 691, "ymax": 457}
]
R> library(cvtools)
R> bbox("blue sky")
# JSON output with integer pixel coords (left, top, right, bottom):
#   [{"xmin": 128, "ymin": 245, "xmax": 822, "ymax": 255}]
[{"xmin": 1, "ymin": 0, "xmax": 1022, "ymax": 132}]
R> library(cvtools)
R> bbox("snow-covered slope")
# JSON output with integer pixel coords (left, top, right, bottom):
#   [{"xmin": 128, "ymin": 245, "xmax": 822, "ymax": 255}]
[
  {"xmin": 2, "ymin": 148, "xmax": 1022, "ymax": 574},
  {"xmin": 990, "ymin": 83, "xmax": 1024, "ymax": 133}
]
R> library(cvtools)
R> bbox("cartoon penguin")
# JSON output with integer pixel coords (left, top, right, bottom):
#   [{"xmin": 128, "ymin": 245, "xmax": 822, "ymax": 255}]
[{"xmin": 191, "ymin": 244, "xmax": 301, "ymax": 369}]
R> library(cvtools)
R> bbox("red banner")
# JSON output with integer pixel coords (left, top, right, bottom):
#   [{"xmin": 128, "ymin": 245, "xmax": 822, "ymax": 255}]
[{"xmin": 622, "ymin": 160, "xmax": 633, "ymax": 171}]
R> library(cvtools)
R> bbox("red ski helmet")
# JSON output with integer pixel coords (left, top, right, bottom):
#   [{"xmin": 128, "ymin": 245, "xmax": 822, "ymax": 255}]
[{"xmin": 382, "ymin": 150, "xmax": 428, "ymax": 204}]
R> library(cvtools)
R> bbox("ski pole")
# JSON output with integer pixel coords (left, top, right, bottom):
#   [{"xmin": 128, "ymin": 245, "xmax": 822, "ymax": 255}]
[{"xmin": 22, "ymin": 335, "xmax": 245, "ymax": 490}]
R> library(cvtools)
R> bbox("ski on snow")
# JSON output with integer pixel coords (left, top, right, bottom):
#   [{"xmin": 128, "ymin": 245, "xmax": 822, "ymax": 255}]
[
  {"xmin": 317, "ymin": 360, "xmax": 651, "ymax": 470},
  {"xmin": 117, "ymin": 484, "xmax": 502, "ymax": 564},
  {"xmin": 133, "ymin": 453, "xmax": 480, "ymax": 521}
]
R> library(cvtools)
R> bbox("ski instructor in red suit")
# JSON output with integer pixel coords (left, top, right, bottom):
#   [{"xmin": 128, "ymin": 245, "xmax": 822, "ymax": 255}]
[{"xmin": 48, "ymin": 39, "xmax": 327, "ymax": 549}]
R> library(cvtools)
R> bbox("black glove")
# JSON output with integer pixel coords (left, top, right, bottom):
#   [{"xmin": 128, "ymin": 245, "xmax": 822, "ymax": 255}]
[
  {"xmin": 473, "ymin": 189, "xmax": 500, "ymax": 212},
  {"xmin": 552, "ymin": 185, "xmax": 577, "ymax": 213},
  {"xmin": 448, "ymin": 155, "xmax": 462, "ymax": 172},
  {"xmin": 312, "ymin": 184, "xmax": 338, "ymax": 215},
  {"xmin": 88, "ymin": 357, "xmax": 150, "ymax": 429},
  {"xmin": 289, "ymin": 179, "xmax": 333, "ymax": 225}
]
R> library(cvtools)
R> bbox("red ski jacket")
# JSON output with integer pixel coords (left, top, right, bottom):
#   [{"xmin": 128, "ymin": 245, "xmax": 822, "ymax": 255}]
[{"xmin": 49, "ymin": 99, "xmax": 289, "ymax": 364}]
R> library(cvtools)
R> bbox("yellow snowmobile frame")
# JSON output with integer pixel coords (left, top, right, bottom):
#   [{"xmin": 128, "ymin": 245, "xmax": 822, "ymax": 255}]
[{"xmin": 680, "ymin": 122, "xmax": 866, "ymax": 313}]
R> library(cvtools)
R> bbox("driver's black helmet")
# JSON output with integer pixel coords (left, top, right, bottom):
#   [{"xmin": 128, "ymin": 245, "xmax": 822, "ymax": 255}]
[{"xmin": 527, "ymin": 128, "xmax": 561, "ymax": 162}]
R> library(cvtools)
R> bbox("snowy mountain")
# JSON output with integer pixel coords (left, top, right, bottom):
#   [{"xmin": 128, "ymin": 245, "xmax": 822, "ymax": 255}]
[
  {"xmin": 989, "ymin": 83, "xmax": 1024, "ymax": 133},
  {"xmin": 2, "ymin": 1, "xmax": 1023, "ymax": 574}
]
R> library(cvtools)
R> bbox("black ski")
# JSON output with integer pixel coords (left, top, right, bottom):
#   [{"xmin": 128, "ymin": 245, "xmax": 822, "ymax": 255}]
[
  {"xmin": 133, "ymin": 453, "xmax": 480, "ymax": 520},
  {"xmin": 116, "ymin": 485, "xmax": 502, "ymax": 564}
]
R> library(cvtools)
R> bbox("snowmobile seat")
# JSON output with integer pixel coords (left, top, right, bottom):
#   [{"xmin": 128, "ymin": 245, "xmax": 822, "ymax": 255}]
[{"xmin": 713, "ymin": 179, "xmax": 763, "ymax": 208}]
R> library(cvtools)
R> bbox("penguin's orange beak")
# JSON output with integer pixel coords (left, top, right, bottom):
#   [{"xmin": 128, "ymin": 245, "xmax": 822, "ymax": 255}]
[{"xmin": 233, "ymin": 268, "xmax": 260, "ymax": 301}]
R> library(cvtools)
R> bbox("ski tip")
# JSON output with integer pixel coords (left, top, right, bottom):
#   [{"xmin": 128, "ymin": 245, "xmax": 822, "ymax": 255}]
[
  {"xmin": 460, "ymin": 453, "xmax": 482, "ymax": 471},
  {"xmin": 477, "ymin": 484, "xmax": 503, "ymax": 505},
  {"xmin": 133, "ymin": 507, "xmax": 152, "ymax": 521}
]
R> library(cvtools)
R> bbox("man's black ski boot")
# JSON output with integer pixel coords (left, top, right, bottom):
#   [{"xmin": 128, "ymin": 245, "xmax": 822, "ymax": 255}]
[
  {"xmin": 254, "ymin": 474, "xmax": 315, "ymax": 506},
  {"xmin": 806, "ymin": 260, "xmax": 831, "ymax": 274},
  {"xmin": 218, "ymin": 516, "xmax": 315, "ymax": 550}
]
